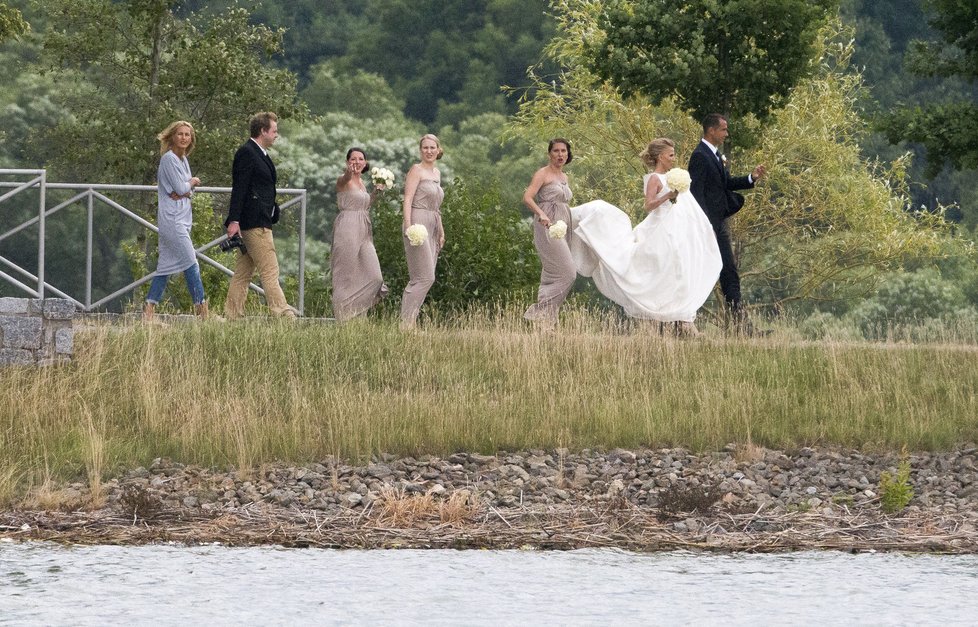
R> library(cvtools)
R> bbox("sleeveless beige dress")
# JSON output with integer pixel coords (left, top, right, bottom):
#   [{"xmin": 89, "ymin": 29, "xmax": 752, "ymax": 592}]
[
  {"xmin": 524, "ymin": 180, "xmax": 576, "ymax": 323},
  {"xmin": 400, "ymin": 179, "xmax": 444, "ymax": 325},
  {"xmin": 330, "ymin": 188, "xmax": 388, "ymax": 320}
]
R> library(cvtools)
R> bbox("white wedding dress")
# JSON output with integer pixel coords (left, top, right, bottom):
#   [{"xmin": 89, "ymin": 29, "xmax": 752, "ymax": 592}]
[{"xmin": 570, "ymin": 173, "xmax": 722, "ymax": 322}]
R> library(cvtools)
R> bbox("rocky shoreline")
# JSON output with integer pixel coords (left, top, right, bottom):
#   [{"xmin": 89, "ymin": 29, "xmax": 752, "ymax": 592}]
[{"xmin": 3, "ymin": 446, "xmax": 977, "ymax": 552}]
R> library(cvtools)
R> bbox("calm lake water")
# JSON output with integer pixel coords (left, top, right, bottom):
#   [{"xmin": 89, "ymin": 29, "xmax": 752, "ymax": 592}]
[{"xmin": 2, "ymin": 542, "xmax": 977, "ymax": 625}]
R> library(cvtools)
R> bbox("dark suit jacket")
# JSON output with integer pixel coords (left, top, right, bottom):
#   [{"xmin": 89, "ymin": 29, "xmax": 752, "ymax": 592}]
[
  {"xmin": 688, "ymin": 140, "xmax": 754, "ymax": 227},
  {"xmin": 225, "ymin": 138, "xmax": 279, "ymax": 230}
]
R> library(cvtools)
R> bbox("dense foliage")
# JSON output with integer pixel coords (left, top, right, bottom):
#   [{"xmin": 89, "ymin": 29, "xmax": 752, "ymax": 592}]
[
  {"xmin": 371, "ymin": 179, "xmax": 540, "ymax": 315},
  {"xmin": 879, "ymin": 1, "xmax": 978, "ymax": 177},
  {"xmin": 585, "ymin": 0, "xmax": 839, "ymax": 123},
  {"xmin": 0, "ymin": 2, "xmax": 27, "ymax": 42},
  {"xmin": 250, "ymin": 0, "xmax": 555, "ymax": 127},
  {"xmin": 844, "ymin": 0, "xmax": 978, "ymax": 228},
  {"xmin": 38, "ymin": 0, "xmax": 301, "ymax": 186}
]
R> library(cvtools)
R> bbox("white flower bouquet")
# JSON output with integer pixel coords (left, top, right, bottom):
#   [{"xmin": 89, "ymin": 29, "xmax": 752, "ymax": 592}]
[
  {"xmin": 371, "ymin": 166, "xmax": 395, "ymax": 189},
  {"xmin": 547, "ymin": 219, "xmax": 568, "ymax": 239},
  {"xmin": 405, "ymin": 223, "xmax": 428, "ymax": 247},
  {"xmin": 665, "ymin": 168, "xmax": 691, "ymax": 193}
]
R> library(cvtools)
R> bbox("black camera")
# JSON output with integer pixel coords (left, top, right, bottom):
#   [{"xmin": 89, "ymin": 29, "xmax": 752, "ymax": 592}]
[{"xmin": 219, "ymin": 234, "xmax": 247, "ymax": 254}]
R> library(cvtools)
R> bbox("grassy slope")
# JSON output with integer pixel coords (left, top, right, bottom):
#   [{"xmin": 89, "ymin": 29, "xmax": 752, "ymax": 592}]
[{"xmin": 2, "ymin": 311, "xmax": 976, "ymax": 499}]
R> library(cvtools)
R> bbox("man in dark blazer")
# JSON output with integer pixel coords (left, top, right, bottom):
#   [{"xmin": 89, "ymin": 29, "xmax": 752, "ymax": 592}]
[
  {"xmin": 689, "ymin": 113, "xmax": 766, "ymax": 326},
  {"xmin": 224, "ymin": 111, "xmax": 296, "ymax": 319}
]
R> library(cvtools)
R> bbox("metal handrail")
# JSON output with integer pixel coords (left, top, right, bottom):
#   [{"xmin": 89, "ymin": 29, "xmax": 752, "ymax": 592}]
[{"xmin": 0, "ymin": 170, "xmax": 308, "ymax": 314}]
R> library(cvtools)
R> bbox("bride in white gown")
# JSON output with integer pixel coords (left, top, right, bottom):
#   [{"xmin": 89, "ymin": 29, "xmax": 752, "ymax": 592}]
[{"xmin": 570, "ymin": 138, "xmax": 722, "ymax": 325}]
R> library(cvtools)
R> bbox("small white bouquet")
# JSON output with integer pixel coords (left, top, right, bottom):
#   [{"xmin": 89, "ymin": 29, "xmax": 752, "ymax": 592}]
[
  {"xmin": 665, "ymin": 167, "xmax": 692, "ymax": 193},
  {"xmin": 405, "ymin": 223, "xmax": 428, "ymax": 247},
  {"xmin": 371, "ymin": 166, "xmax": 395, "ymax": 189},
  {"xmin": 547, "ymin": 219, "xmax": 568, "ymax": 239}
]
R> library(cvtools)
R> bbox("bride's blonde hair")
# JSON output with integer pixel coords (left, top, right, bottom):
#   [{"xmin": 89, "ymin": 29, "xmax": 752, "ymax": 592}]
[{"xmin": 640, "ymin": 138, "xmax": 674, "ymax": 169}]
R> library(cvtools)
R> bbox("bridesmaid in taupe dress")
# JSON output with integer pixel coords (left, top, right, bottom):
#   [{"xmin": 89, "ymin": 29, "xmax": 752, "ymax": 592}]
[
  {"xmin": 330, "ymin": 147, "xmax": 388, "ymax": 320},
  {"xmin": 523, "ymin": 138, "xmax": 576, "ymax": 326},
  {"xmin": 400, "ymin": 134, "xmax": 446, "ymax": 328}
]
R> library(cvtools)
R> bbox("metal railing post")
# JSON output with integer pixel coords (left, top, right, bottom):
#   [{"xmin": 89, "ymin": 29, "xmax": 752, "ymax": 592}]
[
  {"xmin": 86, "ymin": 189, "xmax": 94, "ymax": 310},
  {"xmin": 38, "ymin": 170, "xmax": 46, "ymax": 298},
  {"xmin": 298, "ymin": 190, "xmax": 306, "ymax": 316}
]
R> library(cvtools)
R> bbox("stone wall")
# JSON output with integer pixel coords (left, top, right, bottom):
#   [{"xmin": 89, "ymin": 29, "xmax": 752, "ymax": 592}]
[{"xmin": 0, "ymin": 297, "xmax": 74, "ymax": 366}]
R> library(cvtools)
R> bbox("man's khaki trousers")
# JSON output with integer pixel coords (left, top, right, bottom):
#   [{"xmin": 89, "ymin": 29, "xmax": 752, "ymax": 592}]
[{"xmin": 224, "ymin": 227, "xmax": 295, "ymax": 319}]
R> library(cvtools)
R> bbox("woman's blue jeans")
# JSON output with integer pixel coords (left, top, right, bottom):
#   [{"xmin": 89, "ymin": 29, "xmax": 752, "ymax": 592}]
[{"xmin": 146, "ymin": 263, "xmax": 205, "ymax": 305}]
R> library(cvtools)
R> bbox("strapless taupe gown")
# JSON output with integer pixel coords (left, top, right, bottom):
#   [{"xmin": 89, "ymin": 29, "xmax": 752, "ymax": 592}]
[
  {"xmin": 330, "ymin": 188, "xmax": 388, "ymax": 320},
  {"xmin": 525, "ymin": 181, "xmax": 576, "ymax": 322},
  {"xmin": 401, "ymin": 179, "xmax": 444, "ymax": 325}
]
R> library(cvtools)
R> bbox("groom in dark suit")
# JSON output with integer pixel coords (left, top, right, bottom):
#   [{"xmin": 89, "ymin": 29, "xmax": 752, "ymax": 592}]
[
  {"xmin": 224, "ymin": 111, "xmax": 296, "ymax": 319},
  {"xmin": 689, "ymin": 113, "xmax": 766, "ymax": 325}
]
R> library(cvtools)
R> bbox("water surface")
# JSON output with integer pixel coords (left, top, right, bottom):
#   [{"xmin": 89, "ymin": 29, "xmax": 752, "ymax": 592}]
[{"xmin": 2, "ymin": 542, "xmax": 977, "ymax": 625}]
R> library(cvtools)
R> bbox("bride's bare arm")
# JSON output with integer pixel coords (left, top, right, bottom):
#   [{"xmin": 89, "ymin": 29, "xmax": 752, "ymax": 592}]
[{"xmin": 644, "ymin": 176, "xmax": 677, "ymax": 213}]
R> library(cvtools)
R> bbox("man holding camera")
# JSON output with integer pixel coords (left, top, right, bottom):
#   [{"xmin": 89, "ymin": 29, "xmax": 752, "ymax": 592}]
[{"xmin": 224, "ymin": 111, "xmax": 297, "ymax": 320}]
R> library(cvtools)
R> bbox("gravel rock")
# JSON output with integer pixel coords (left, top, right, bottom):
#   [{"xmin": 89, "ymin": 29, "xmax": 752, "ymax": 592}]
[{"xmin": 39, "ymin": 446, "xmax": 975, "ymax": 533}]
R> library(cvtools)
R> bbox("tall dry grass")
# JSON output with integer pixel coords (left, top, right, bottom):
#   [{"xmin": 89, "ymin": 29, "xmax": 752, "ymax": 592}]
[{"xmin": 1, "ymin": 305, "xmax": 977, "ymax": 501}]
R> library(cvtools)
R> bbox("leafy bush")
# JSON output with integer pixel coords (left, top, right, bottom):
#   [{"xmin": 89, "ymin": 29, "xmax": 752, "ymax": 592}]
[
  {"xmin": 797, "ymin": 310, "xmax": 863, "ymax": 341},
  {"xmin": 879, "ymin": 459, "xmax": 914, "ymax": 514},
  {"xmin": 372, "ymin": 178, "xmax": 540, "ymax": 314},
  {"xmin": 848, "ymin": 267, "xmax": 972, "ymax": 338},
  {"xmin": 795, "ymin": 303, "xmax": 978, "ymax": 344}
]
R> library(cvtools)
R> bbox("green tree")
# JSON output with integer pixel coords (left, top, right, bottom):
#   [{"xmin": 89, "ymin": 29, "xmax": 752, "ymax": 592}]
[
  {"xmin": 0, "ymin": 2, "xmax": 28, "ymax": 42},
  {"xmin": 437, "ymin": 112, "xmax": 539, "ymax": 208},
  {"xmin": 38, "ymin": 0, "xmax": 302, "ymax": 187},
  {"xmin": 838, "ymin": 0, "xmax": 978, "ymax": 230},
  {"xmin": 842, "ymin": 0, "xmax": 925, "ymax": 111},
  {"xmin": 584, "ymin": 0, "xmax": 839, "ymax": 124},
  {"xmin": 300, "ymin": 60, "xmax": 405, "ymax": 119},
  {"xmin": 247, "ymin": 0, "xmax": 367, "ymax": 83},
  {"xmin": 880, "ymin": 1, "xmax": 978, "ymax": 177},
  {"xmin": 0, "ymin": 53, "xmax": 71, "ymax": 167},
  {"xmin": 354, "ymin": 0, "xmax": 554, "ymax": 124}
]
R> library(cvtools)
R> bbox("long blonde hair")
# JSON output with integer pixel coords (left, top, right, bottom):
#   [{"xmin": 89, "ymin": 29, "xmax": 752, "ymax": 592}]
[{"xmin": 157, "ymin": 120, "xmax": 196, "ymax": 156}]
